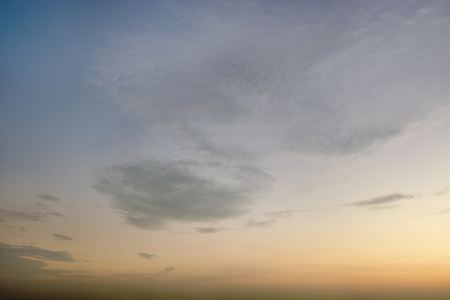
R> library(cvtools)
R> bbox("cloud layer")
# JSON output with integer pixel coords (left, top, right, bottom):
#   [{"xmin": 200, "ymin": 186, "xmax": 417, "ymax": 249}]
[
  {"xmin": 93, "ymin": 0, "xmax": 450, "ymax": 155},
  {"xmin": 92, "ymin": 1, "xmax": 450, "ymax": 229}
]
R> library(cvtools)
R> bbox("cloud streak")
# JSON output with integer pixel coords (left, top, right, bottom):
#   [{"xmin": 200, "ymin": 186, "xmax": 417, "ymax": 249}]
[
  {"xmin": 37, "ymin": 194, "xmax": 62, "ymax": 202},
  {"xmin": 347, "ymin": 193, "xmax": 416, "ymax": 207},
  {"xmin": 52, "ymin": 234, "xmax": 73, "ymax": 241}
]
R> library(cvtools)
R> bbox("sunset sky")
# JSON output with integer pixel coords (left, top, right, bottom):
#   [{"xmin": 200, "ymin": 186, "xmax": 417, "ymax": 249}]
[{"xmin": 1, "ymin": 0, "xmax": 450, "ymax": 298}]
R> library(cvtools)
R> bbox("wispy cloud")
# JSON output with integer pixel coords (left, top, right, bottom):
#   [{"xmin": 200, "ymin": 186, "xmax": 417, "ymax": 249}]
[
  {"xmin": 93, "ymin": 1, "xmax": 450, "ymax": 157},
  {"xmin": 247, "ymin": 219, "xmax": 278, "ymax": 228},
  {"xmin": 37, "ymin": 194, "xmax": 62, "ymax": 202},
  {"xmin": 0, "ymin": 202, "xmax": 65, "ymax": 222},
  {"xmin": 347, "ymin": 193, "xmax": 416, "ymax": 207},
  {"xmin": 435, "ymin": 186, "xmax": 449, "ymax": 196},
  {"xmin": 52, "ymin": 234, "xmax": 73, "ymax": 241},
  {"xmin": 138, "ymin": 253, "xmax": 156, "ymax": 260},
  {"xmin": 91, "ymin": 1, "xmax": 450, "ymax": 229},
  {"xmin": 431, "ymin": 208, "xmax": 450, "ymax": 215}
]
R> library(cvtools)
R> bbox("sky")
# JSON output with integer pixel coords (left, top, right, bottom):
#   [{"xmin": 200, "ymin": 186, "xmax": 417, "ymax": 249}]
[{"xmin": 1, "ymin": 0, "xmax": 450, "ymax": 298}]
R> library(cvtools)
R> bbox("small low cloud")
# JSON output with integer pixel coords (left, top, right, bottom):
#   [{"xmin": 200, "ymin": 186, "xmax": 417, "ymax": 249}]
[
  {"xmin": 37, "ymin": 194, "xmax": 62, "ymax": 202},
  {"xmin": 138, "ymin": 253, "xmax": 156, "ymax": 260},
  {"xmin": 347, "ymin": 193, "xmax": 416, "ymax": 207},
  {"xmin": 52, "ymin": 234, "xmax": 73, "ymax": 241}
]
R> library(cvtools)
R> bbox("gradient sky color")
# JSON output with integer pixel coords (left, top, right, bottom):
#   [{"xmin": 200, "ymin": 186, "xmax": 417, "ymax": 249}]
[{"xmin": 1, "ymin": 0, "xmax": 450, "ymax": 297}]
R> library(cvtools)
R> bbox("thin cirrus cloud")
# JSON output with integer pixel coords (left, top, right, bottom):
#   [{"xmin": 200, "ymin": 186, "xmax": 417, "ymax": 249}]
[
  {"xmin": 91, "ymin": 1, "xmax": 450, "ymax": 229},
  {"xmin": 347, "ymin": 193, "xmax": 416, "ymax": 207}
]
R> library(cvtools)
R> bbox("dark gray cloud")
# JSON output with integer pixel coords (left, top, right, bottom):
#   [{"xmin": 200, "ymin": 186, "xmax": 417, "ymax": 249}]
[
  {"xmin": 0, "ymin": 242, "xmax": 75, "ymax": 276},
  {"xmin": 52, "ymin": 234, "xmax": 73, "ymax": 241},
  {"xmin": 93, "ymin": 158, "xmax": 271, "ymax": 229},
  {"xmin": 37, "ymin": 194, "xmax": 62, "ymax": 202},
  {"xmin": 138, "ymin": 253, "xmax": 156, "ymax": 260},
  {"xmin": 347, "ymin": 193, "xmax": 415, "ymax": 207},
  {"xmin": 0, "ymin": 202, "xmax": 65, "ymax": 222}
]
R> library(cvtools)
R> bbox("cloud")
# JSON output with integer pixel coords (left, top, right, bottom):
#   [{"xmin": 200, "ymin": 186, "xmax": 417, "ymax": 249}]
[
  {"xmin": 347, "ymin": 193, "xmax": 415, "ymax": 207},
  {"xmin": 37, "ymin": 194, "xmax": 62, "ymax": 202},
  {"xmin": 0, "ymin": 202, "xmax": 65, "ymax": 222},
  {"xmin": 52, "ymin": 234, "xmax": 73, "ymax": 241},
  {"xmin": 244, "ymin": 210, "xmax": 305, "ymax": 229},
  {"xmin": 92, "ymin": 1, "xmax": 450, "ymax": 156},
  {"xmin": 196, "ymin": 227, "xmax": 222, "ymax": 234},
  {"xmin": 93, "ymin": 158, "xmax": 271, "ymax": 229},
  {"xmin": 138, "ymin": 253, "xmax": 156, "ymax": 260},
  {"xmin": 91, "ymin": 1, "xmax": 450, "ymax": 228},
  {"xmin": 152, "ymin": 266, "xmax": 175, "ymax": 277},
  {"xmin": 115, "ymin": 266, "xmax": 175, "ymax": 279},
  {"xmin": 431, "ymin": 208, "xmax": 450, "ymax": 215},
  {"xmin": 435, "ymin": 186, "xmax": 449, "ymax": 196},
  {"xmin": 0, "ymin": 242, "xmax": 75, "ymax": 276},
  {"xmin": 264, "ymin": 210, "xmax": 305, "ymax": 219},
  {"xmin": 247, "ymin": 219, "xmax": 278, "ymax": 228}
]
